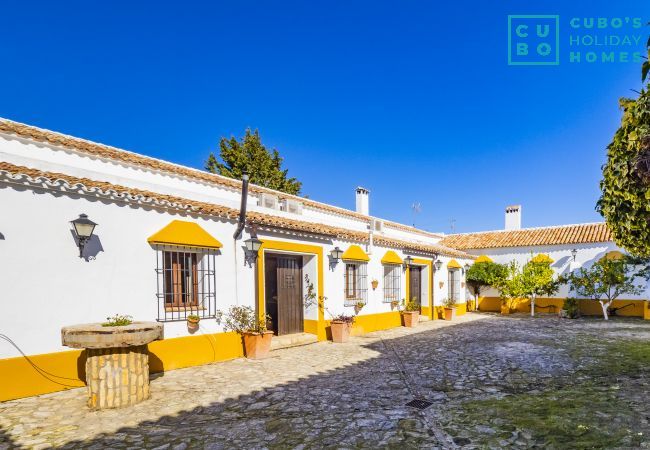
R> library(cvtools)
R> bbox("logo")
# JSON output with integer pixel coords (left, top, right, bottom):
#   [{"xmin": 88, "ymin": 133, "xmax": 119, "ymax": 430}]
[{"xmin": 508, "ymin": 15, "xmax": 560, "ymax": 65}]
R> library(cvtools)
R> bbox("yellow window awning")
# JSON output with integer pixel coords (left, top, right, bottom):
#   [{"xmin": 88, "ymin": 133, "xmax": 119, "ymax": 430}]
[
  {"xmin": 148, "ymin": 220, "xmax": 223, "ymax": 249},
  {"xmin": 381, "ymin": 250, "xmax": 403, "ymax": 265},
  {"xmin": 342, "ymin": 244, "xmax": 370, "ymax": 262},
  {"xmin": 531, "ymin": 254, "xmax": 554, "ymax": 264},
  {"xmin": 447, "ymin": 259, "xmax": 462, "ymax": 269},
  {"xmin": 600, "ymin": 250, "xmax": 624, "ymax": 261},
  {"xmin": 475, "ymin": 255, "xmax": 494, "ymax": 263}
]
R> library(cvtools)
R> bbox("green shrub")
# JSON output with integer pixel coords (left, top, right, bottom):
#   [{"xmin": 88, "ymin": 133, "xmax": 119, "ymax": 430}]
[
  {"xmin": 563, "ymin": 297, "xmax": 580, "ymax": 319},
  {"xmin": 102, "ymin": 314, "xmax": 133, "ymax": 327}
]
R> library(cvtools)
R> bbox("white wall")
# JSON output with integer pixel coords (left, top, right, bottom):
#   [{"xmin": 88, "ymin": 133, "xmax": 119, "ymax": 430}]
[{"xmin": 467, "ymin": 243, "xmax": 650, "ymax": 299}]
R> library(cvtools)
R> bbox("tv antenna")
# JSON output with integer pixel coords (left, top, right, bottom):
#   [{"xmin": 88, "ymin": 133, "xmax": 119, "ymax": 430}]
[
  {"xmin": 411, "ymin": 202, "xmax": 421, "ymax": 227},
  {"xmin": 450, "ymin": 218, "xmax": 456, "ymax": 233}
]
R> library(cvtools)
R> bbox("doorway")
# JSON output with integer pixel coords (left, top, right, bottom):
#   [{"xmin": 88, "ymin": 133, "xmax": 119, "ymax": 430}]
[
  {"xmin": 409, "ymin": 266, "xmax": 422, "ymax": 306},
  {"xmin": 264, "ymin": 254, "xmax": 304, "ymax": 335}
]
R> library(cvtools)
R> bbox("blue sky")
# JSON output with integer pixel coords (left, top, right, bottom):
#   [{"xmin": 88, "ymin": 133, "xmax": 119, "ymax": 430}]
[{"xmin": 1, "ymin": 1, "xmax": 647, "ymax": 233}]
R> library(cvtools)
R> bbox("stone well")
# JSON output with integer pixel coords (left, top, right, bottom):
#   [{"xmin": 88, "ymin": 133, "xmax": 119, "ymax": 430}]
[{"xmin": 61, "ymin": 322, "xmax": 163, "ymax": 409}]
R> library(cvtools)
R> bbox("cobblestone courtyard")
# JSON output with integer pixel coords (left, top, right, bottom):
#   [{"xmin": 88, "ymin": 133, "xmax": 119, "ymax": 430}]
[{"xmin": 3, "ymin": 313, "xmax": 650, "ymax": 449}]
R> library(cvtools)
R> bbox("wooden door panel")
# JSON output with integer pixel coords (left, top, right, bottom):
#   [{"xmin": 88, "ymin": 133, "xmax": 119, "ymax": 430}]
[
  {"xmin": 277, "ymin": 256, "xmax": 303, "ymax": 335},
  {"xmin": 410, "ymin": 267, "xmax": 422, "ymax": 305}
]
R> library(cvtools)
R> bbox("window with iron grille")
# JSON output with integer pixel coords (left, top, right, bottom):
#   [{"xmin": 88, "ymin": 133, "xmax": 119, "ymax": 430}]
[
  {"xmin": 383, "ymin": 264, "xmax": 401, "ymax": 303},
  {"xmin": 155, "ymin": 245, "xmax": 217, "ymax": 321},
  {"xmin": 448, "ymin": 269, "xmax": 461, "ymax": 302},
  {"xmin": 344, "ymin": 262, "xmax": 367, "ymax": 306}
]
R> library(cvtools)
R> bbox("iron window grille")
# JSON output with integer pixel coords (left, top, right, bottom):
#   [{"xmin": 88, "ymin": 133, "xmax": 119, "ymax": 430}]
[
  {"xmin": 344, "ymin": 262, "xmax": 368, "ymax": 306},
  {"xmin": 383, "ymin": 264, "xmax": 401, "ymax": 303},
  {"xmin": 155, "ymin": 245, "xmax": 217, "ymax": 322},
  {"xmin": 448, "ymin": 269, "xmax": 461, "ymax": 302}
]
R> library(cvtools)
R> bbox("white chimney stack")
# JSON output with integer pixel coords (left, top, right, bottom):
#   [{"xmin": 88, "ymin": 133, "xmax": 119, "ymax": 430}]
[
  {"xmin": 356, "ymin": 187, "xmax": 369, "ymax": 215},
  {"xmin": 505, "ymin": 204, "xmax": 521, "ymax": 230}
]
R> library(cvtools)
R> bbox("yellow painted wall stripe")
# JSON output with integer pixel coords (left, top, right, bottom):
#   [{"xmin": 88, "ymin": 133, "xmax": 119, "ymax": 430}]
[
  {"xmin": 257, "ymin": 239, "xmax": 326, "ymax": 340},
  {"xmin": 381, "ymin": 250, "xmax": 403, "ymax": 265},
  {"xmin": 341, "ymin": 244, "xmax": 370, "ymax": 262},
  {"xmin": 147, "ymin": 220, "xmax": 223, "ymax": 249}
]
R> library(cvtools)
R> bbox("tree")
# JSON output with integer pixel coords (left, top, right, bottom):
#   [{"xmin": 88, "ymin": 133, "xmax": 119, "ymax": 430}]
[
  {"xmin": 205, "ymin": 129, "xmax": 302, "ymax": 195},
  {"xmin": 493, "ymin": 257, "xmax": 560, "ymax": 316},
  {"xmin": 465, "ymin": 261, "xmax": 507, "ymax": 310},
  {"xmin": 565, "ymin": 255, "xmax": 649, "ymax": 320},
  {"xmin": 520, "ymin": 255, "xmax": 560, "ymax": 317},
  {"xmin": 494, "ymin": 261, "xmax": 526, "ymax": 313},
  {"xmin": 597, "ymin": 35, "xmax": 650, "ymax": 256}
]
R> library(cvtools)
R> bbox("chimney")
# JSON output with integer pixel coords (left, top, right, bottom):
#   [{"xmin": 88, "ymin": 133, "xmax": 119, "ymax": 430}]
[
  {"xmin": 505, "ymin": 204, "xmax": 521, "ymax": 230},
  {"xmin": 356, "ymin": 187, "xmax": 369, "ymax": 215}
]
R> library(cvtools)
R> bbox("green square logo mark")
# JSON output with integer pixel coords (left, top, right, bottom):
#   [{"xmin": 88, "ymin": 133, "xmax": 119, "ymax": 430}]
[{"xmin": 508, "ymin": 15, "xmax": 560, "ymax": 66}]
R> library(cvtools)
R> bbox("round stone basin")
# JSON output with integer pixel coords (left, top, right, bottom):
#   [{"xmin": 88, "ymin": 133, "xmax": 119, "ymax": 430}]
[
  {"xmin": 61, "ymin": 322, "xmax": 163, "ymax": 410},
  {"xmin": 61, "ymin": 322, "xmax": 164, "ymax": 349}
]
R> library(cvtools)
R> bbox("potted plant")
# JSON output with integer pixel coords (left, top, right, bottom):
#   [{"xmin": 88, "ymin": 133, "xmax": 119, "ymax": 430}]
[
  {"xmin": 371, "ymin": 279, "xmax": 379, "ymax": 290},
  {"xmin": 187, "ymin": 314, "xmax": 200, "ymax": 332},
  {"xmin": 216, "ymin": 306, "xmax": 273, "ymax": 359},
  {"xmin": 402, "ymin": 297, "xmax": 420, "ymax": 327},
  {"xmin": 329, "ymin": 313, "xmax": 355, "ymax": 343},
  {"xmin": 442, "ymin": 297, "xmax": 457, "ymax": 321},
  {"xmin": 390, "ymin": 299, "xmax": 399, "ymax": 309},
  {"xmin": 354, "ymin": 301, "xmax": 365, "ymax": 314}
]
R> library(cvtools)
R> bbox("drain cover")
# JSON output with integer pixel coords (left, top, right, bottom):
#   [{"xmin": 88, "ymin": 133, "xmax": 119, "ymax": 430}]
[{"xmin": 405, "ymin": 399, "xmax": 433, "ymax": 410}]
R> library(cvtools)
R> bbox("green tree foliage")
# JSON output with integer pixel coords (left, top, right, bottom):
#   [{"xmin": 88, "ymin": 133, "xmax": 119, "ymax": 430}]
[
  {"xmin": 565, "ymin": 255, "xmax": 649, "ymax": 320},
  {"xmin": 205, "ymin": 129, "xmax": 302, "ymax": 195},
  {"xmin": 493, "ymin": 258, "xmax": 560, "ymax": 316},
  {"xmin": 465, "ymin": 261, "xmax": 507, "ymax": 307},
  {"xmin": 520, "ymin": 259, "xmax": 560, "ymax": 317},
  {"xmin": 597, "ymin": 35, "xmax": 650, "ymax": 256},
  {"xmin": 494, "ymin": 261, "xmax": 526, "ymax": 311}
]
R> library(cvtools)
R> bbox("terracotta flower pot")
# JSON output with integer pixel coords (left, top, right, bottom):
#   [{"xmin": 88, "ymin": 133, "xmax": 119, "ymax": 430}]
[
  {"xmin": 402, "ymin": 311, "xmax": 419, "ymax": 328},
  {"xmin": 500, "ymin": 304, "xmax": 511, "ymax": 315},
  {"xmin": 187, "ymin": 317, "xmax": 200, "ymax": 332},
  {"xmin": 242, "ymin": 331, "xmax": 273, "ymax": 359},
  {"xmin": 330, "ymin": 320, "xmax": 352, "ymax": 343},
  {"xmin": 444, "ymin": 307, "xmax": 456, "ymax": 321}
]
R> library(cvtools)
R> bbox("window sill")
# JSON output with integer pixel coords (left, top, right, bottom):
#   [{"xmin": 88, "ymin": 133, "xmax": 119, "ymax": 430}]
[{"xmin": 164, "ymin": 306, "xmax": 207, "ymax": 312}]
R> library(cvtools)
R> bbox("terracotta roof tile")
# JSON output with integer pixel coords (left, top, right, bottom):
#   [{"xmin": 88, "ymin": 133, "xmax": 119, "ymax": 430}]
[
  {"xmin": 373, "ymin": 236, "xmax": 475, "ymax": 260},
  {"xmin": 0, "ymin": 161, "xmax": 470, "ymax": 257},
  {"xmin": 0, "ymin": 118, "xmax": 442, "ymax": 239},
  {"xmin": 439, "ymin": 223, "xmax": 612, "ymax": 250}
]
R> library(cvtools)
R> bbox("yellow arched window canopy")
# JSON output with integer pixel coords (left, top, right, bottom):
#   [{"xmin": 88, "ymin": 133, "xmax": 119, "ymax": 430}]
[
  {"xmin": 342, "ymin": 244, "xmax": 370, "ymax": 262},
  {"xmin": 447, "ymin": 259, "xmax": 462, "ymax": 269},
  {"xmin": 475, "ymin": 255, "xmax": 494, "ymax": 263},
  {"xmin": 381, "ymin": 250, "xmax": 403, "ymax": 265},
  {"xmin": 600, "ymin": 250, "xmax": 624, "ymax": 261},
  {"xmin": 148, "ymin": 220, "xmax": 223, "ymax": 249},
  {"xmin": 531, "ymin": 254, "xmax": 554, "ymax": 264}
]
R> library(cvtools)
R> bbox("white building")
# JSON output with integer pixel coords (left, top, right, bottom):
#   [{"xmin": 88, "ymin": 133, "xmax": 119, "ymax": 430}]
[
  {"xmin": 0, "ymin": 118, "xmax": 474, "ymax": 401},
  {"xmin": 439, "ymin": 208, "xmax": 650, "ymax": 316},
  {"xmin": 1, "ymin": 118, "xmax": 647, "ymax": 402}
]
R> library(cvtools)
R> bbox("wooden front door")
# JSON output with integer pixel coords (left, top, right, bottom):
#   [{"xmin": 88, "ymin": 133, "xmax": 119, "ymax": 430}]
[
  {"xmin": 409, "ymin": 266, "xmax": 422, "ymax": 306},
  {"xmin": 265, "ymin": 254, "xmax": 304, "ymax": 335}
]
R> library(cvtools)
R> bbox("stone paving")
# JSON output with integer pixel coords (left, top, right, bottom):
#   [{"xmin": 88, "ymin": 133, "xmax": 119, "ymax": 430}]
[{"xmin": 2, "ymin": 313, "xmax": 650, "ymax": 449}]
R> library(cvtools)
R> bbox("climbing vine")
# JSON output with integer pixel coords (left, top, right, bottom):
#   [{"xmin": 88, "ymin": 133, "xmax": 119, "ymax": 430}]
[{"xmin": 596, "ymin": 34, "xmax": 650, "ymax": 256}]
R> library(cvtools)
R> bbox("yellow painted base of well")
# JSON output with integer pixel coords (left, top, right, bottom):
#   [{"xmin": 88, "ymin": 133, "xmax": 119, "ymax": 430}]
[{"xmin": 0, "ymin": 331, "xmax": 244, "ymax": 403}]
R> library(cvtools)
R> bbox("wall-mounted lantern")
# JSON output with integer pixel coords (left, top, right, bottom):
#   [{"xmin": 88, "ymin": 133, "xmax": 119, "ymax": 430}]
[
  {"xmin": 71, "ymin": 214, "xmax": 97, "ymax": 258},
  {"xmin": 571, "ymin": 248, "xmax": 578, "ymax": 262},
  {"xmin": 463, "ymin": 263, "xmax": 471, "ymax": 274},
  {"xmin": 403, "ymin": 256, "xmax": 414, "ymax": 270},
  {"xmin": 244, "ymin": 236, "xmax": 263, "ymax": 265},
  {"xmin": 330, "ymin": 246, "xmax": 344, "ymax": 263},
  {"xmin": 434, "ymin": 259, "xmax": 443, "ymax": 271}
]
